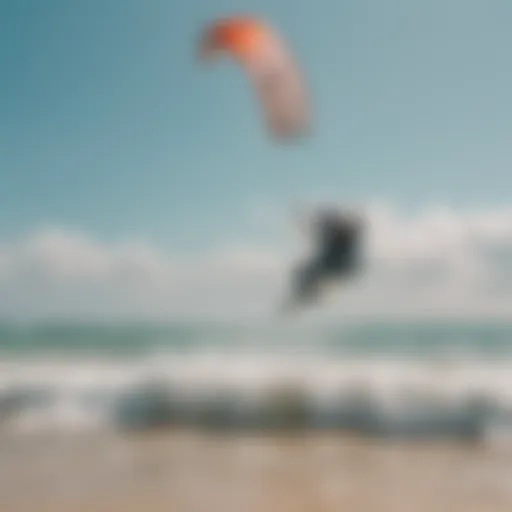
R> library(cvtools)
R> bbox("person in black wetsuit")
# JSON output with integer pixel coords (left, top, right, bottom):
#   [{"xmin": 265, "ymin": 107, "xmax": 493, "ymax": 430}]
[{"xmin": 283, "ymin": 207, "xmax": 364, "ymax": 311}]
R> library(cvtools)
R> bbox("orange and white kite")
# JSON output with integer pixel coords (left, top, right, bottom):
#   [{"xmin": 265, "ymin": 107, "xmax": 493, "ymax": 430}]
[{"xmin": 198, "ymin": 15, "xmax": 310, "ymax": 139}]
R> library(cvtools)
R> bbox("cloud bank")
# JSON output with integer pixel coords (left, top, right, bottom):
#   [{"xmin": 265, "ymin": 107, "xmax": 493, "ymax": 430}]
[{"xmin": 2, "ymin": 202, "xmax": 512, "ymax": 321}]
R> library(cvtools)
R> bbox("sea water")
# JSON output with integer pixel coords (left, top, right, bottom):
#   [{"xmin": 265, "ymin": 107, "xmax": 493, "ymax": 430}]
[{"xmin": 1, "ymin": 320, "xmax": 512, "ymax": 441}]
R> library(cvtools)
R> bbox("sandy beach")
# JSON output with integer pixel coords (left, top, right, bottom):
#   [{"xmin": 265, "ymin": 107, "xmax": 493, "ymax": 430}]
[{"xmin": 1, "ymin": 429, "xmax": 512, "ymax": 512}]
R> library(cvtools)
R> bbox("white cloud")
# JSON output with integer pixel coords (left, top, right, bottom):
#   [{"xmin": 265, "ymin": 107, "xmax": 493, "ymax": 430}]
[{"xmin": 2, "ymin": 202, "xmax": 512, "ymax": 321}]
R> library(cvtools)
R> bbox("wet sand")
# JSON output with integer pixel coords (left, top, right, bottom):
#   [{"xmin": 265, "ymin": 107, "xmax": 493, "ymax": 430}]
[{"xmin": 1, "ymin": 429, "xmax": 512, "ymax": 511}]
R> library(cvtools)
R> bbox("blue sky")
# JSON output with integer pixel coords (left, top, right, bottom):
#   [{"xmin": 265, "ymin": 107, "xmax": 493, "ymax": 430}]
[{"xmin": 2, "ymin": 0, "xmax": 512, "ymax": 253}]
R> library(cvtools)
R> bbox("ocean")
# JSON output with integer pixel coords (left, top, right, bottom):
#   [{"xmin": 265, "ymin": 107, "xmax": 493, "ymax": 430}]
[
  {"xmin": 2, "ymin": 320, "xmax": 512, "ymax": 440},
  {"xmin": 3, "ymin": 320, "xmax": 512, "ymax": 510}
]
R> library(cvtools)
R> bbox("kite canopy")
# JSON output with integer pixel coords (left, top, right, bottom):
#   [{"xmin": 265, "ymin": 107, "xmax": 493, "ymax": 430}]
[{"xmin": 198, "ymin": 15, "xmax": 310, "ymax": 139}]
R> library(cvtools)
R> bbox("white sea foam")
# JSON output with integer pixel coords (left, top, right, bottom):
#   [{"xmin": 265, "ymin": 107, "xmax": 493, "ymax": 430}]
[{"xmin": 1, "ymin": 348, "xmax": 512, "ymax": 441}]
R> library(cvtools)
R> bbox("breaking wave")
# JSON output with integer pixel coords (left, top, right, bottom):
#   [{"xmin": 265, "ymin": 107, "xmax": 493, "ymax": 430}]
[{"xmin": 2, "ymin": 348, "xmax": 512, "ymax": 442}]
